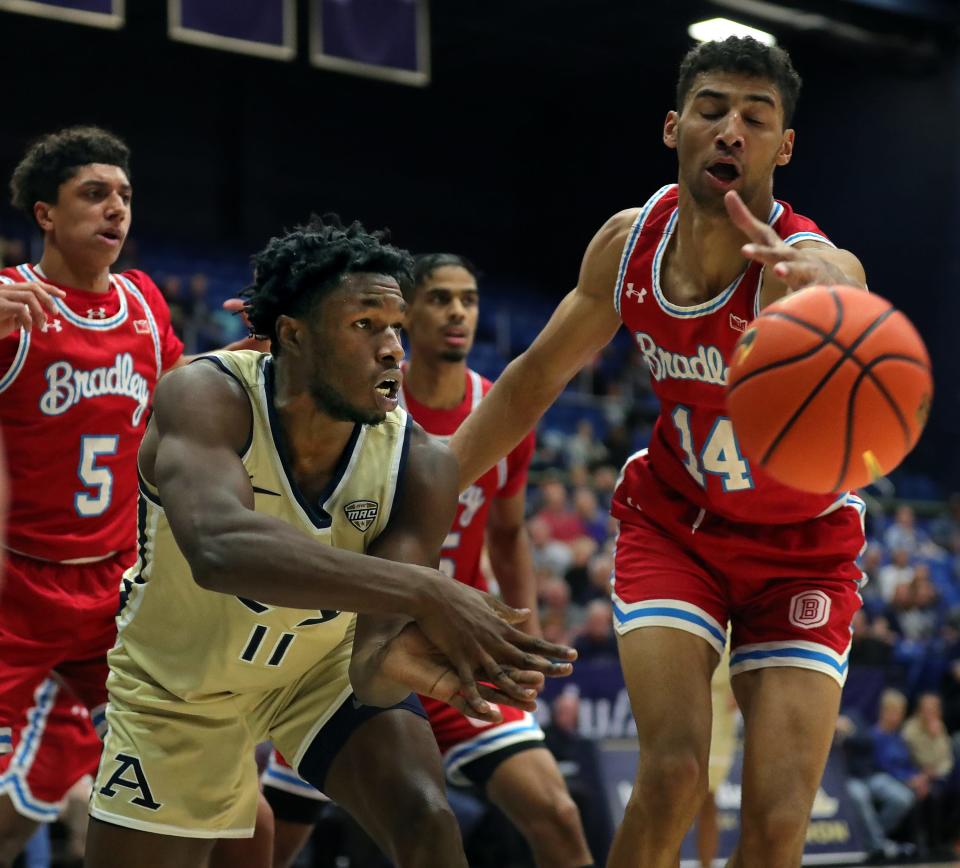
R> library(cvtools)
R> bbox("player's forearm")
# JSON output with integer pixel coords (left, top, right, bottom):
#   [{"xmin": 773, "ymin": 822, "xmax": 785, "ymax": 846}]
[
  {"xmin": 451, "ymin": 352, "xmax": 565, "ymax": 491},
  {"xmin": 185, "ymin": 510, "xmax": 439, "ymax": 618},
  {"xmin": 487, "ymin": 528, "xmax": 541, "ymax": 636}
]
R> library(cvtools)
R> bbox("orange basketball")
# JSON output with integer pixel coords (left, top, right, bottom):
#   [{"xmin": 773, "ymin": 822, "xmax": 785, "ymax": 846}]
[{"xmin": 726, "ymin": 285, "xmax": 933, "ymax": 494}]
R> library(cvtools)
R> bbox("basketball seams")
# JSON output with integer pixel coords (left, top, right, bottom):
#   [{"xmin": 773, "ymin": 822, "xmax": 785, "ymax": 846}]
[
  {"xmin": 758, "ymin": 293, "xmax": 897, "ymax": 466},
  {"xmin": 834, "ymin": 353, "xmax": 929, "ymax": 491}
]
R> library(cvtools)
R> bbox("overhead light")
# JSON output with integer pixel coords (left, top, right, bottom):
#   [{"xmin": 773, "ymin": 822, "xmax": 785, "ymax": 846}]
[{"xmin": 688, "ymin": 17, "xmax": 778, "ymax": 46}]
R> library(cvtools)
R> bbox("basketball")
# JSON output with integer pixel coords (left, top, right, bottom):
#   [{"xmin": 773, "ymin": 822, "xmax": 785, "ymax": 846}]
[{"xmin": 726, "ymin": 285, "xmax": 933, "ymax": 494}]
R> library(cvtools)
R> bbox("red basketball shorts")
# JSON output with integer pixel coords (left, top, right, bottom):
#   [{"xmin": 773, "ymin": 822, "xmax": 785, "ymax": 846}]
[
  {"xmin": 611, "ymin": 455, "xmax": 865, "ymax": 686},
  {"xmin": 0, "ymin": 551, "xmax": 127, "ymax": 817}
]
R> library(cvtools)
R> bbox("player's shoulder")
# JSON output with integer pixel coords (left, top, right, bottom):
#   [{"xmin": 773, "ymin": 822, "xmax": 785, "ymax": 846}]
[
  {"xmin": 155, "ymin": 354, "xmax": 249, "ymax": 413},
  {"xmin": 589, "ymin": 185, "xmax": 678, "ymax": 264},
  {"xmin": 771, "ymin": 198, "xmax": 832, "ymax": 246},
  {"xmin": 0, "ymin": 265, "xmax": 23, "ymax": 283},
  {"xmin": 405, "ymin": 419, "xmax": 458, "ymax": 484}
]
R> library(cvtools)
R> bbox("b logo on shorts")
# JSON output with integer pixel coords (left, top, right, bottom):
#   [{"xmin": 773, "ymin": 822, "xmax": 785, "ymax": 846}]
[
  {"xmin": 788, "ymin": 591, "xmax": 831, "ymax": 629},
  {"xmin": 99, "ymin": 753, "xmax": 162, "ymax": 810}
]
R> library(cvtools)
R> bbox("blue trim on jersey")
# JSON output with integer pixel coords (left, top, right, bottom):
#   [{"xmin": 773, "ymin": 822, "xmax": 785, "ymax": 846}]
[
  {"xmin": 730, "ymin": 646, "xmax": 848, "ymax": 675},
  {"xmin": 21, "ymin": 265, "xmax": 129, "ymax": 330},
  {"xmin": 443, "ymin": 719, "xmax": 542, "ymax": 769},
  {"xmin": 612, "ymin": 602, "xmax": 727, "ymax": 646},
  {"xmin": 0, "ymin": 327, "xmax": 29, "ymax": 395},
  {"xmin": 767, "ymin": 201, "xmax": 784, "ymax": 225},
  {"xmin": 783, "ymin": 231, "xmax": 834, "ymax": 248},
  {"xmin": 652, "ymin": 210, "xmax": 746, "ymax": 318},
  {"xmin": 614, "ymin": 184, "xmax": 675, "ymax": 316},
  {"xmin": 116, "ymin": 275, "xmax": 162, "ymax": 377},
  {"xmin": 263, "ymin": 358, "xmax": 362, "ymax": 530},
  {"xmin": 14, "ymin": 679, "xmax": 57, "ymax": 768}
]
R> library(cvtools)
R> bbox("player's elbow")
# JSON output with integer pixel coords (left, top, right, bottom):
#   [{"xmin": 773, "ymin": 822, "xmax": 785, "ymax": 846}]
[{"xmin": 185, "ymin": 537, "xmax": 235, "ymax": 593}]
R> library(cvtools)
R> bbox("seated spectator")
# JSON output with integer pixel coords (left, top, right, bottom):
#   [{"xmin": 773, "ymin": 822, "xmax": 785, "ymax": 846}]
[
  {"xmin": 941, "ymin": 610, "xmax": 960, "ymax": 734},
  {"xmin": 837, "ymin": 708, "xmax": 916, "ymax": 862},
  {"xmin": 539, "ymin": 575, "xmax": 579, "ymax": 646},
  {"xmin": 849, "ymin": 609, "xmax": 895, "ymax": 668},
  {"xmin": 903, "ymin": 693, "xmax": 958, "ymax": 856},
  {"xmin": 884, "ymin": 505, "xmax": 938, "ymax": 559},
  {"xmin": 878, "ymin": 547, "xmax": 916, "ymax": 604},
  {"xmin": 930, "ymin": 494, "xmax": 960, "ymax": 551},
  {"xmin": 891, "ymin": 566, "xmax": 941, "ymax": 643},
  {"xmin": 529, "ymin": 516, "xmax": 574, "ymax": 576},
  {"xmin": 573, "ymin": 487, "xmax": 608, "ymax": 547},
  {"xmin": 574, "ymin": 600, "xmax": 618, "ymax": 663},
  {"xmin": 591, "ymin": 465, "xmax": 619, "ymax": 513},
  {"xmin": 534, "ymin": 479, "xmax": 587, "ymax": 542},
  {"xmin": 564, "ymin": 419, "xmax": 608, "ymax": 471}
]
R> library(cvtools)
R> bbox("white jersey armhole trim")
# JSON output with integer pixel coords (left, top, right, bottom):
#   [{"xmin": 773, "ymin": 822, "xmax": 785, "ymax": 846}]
[
  {"xmin": 116, "ymin": 274, "xmax": 163, "ymax": 378},
  {"xmin": 613, "ymin": 184, "xmax": 675, "ymax": 317},
  {"xmin": 0, "ymin": 273, "xmax": 29, "ymax": 394}
]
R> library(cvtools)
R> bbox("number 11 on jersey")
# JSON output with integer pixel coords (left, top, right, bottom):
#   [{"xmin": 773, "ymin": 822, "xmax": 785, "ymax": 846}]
[{"xmin": 671, "ymin": 406, "xmax": 753, "ymax": 492}]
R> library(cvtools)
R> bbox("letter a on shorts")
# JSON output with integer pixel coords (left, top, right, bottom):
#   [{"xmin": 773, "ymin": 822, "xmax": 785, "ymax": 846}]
[{"xmin": 98, "ymin": 753, "xmax": 162, "ymax": 810}]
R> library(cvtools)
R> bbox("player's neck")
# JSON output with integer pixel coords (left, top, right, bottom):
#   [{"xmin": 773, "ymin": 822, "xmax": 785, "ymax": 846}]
[
  {"xmin": 403, "ymin": 356, "xmax": 467, "ymax": 410},
  {"xmin": 673, "ymin": 187, "xmax": 775, "ymax": 295},
  {"xmin": 37, "ymin": 246, "xmax": 112, "ymax": 294},
  {"xmin": 272, "ymin": 366, "xmax": 357, "ymax": 490}
]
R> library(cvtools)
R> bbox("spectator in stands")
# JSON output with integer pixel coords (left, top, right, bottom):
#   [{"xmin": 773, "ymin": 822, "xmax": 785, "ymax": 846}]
[
  {"xmin": 542, "ymin": 692, "xmax": 614, "ymax": 865},
  {"xmin": 837, "ymin": 709, "xmax": 916, "ymax": 862},
  {"xmin": 878, "ymin": 547, "xmax": 917, "ymax": 603},
  {"xmin": 848, "ymin": 609, "xmax": 895, "ymax": 668},
  {"xmin": 602, "ymin": 423, "xmax": 634, "ymax": 471},
  {"xmin": 535, "ymin": 478, "xmax": 587, "ymax": 542},
  {"xmin": 0, "ymin": 236, "xmax": 26, "ymax": 268},
  {"xmin": 884, "ymin": 505, "xmax": 934, "ymax": 557},
  {"xmin": 573, "ymin": 487, "xmax": 608, "ymax": 547},
  {"xmin": 903, "ymin": 692, "xmax": 958, "ymax": 856},
  {"xmin": 160, "ymin": 274, "xmax": 187, "ymax": 335},
  {"xmin": 564, "ymin": 419, "xmax": 608, "ymax": 471},
  {"xmin": 890, "ymin": 565, "xmax": 941, "ymax": 643},
  {"xmin": 859, "ymin": 543, "xmax": 885, "ymax": 609},
  {"xmin": 529, "ymin": 515, "xmax": 574, "ymax": 577},
  {"xmin": 941, "ymin": 610, "xmax": 960, "ymax": 734},
  {"xmin": 540, "ymin": 575, "xmax": 578, "ymax": 646},
  {"xmin": 574, "ymin": 600, "xmax": 618, "ymax": 663}
]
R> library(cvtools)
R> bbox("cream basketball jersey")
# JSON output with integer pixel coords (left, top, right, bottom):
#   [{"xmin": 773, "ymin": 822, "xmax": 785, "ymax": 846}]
[{"xmin": 111, "ymin": 350, "xmax": 411, "ymax": 702}]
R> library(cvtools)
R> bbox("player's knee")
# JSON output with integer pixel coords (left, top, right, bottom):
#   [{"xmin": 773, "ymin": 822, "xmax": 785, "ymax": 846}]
[
  {"xmin": 634, "ymin": 748, "xmax": 704, "ymax": 811},
  {"xmin": 389, "ymin": 791, "xmax": 460, "ymax": 864},
  {"xmin": 740, "ymin": 797, "xmax": 809, "ymax": 861}
]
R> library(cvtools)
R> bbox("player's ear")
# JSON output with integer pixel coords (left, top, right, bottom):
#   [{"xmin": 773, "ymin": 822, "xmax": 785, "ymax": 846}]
[
  {"xmin": 663, "ymin": 110, "xmax": 680, "ymax": 150},
  {"xmin": 34, "ymin": 201, "xmax": 54, "ymax": 233},
  {"xmin": 275, "ymin": 315, "xmax": 304, "ymax": 356},
  {"xmin": 776, "ymin": 129, "xmax": 795, "ymax": 167}
]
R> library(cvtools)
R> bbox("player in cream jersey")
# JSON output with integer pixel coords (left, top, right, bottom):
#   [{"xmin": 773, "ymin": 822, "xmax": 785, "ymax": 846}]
[
  {"xmin": 111, "ymin": 349, "xmax": 408, "ymax": 701},
  {"xmin": 85, "ymin": 217, "xmax": 575, "ymax": 868}
]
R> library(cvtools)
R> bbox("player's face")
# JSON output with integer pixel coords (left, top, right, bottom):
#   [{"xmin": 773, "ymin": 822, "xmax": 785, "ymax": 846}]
[
  {"xmin": 305, "ymin": 273, "xmax": 406, "ymax": 426},
  {"xmin": 39, "ymin": 164, "xmax": 132, "ymax": 269},
  {"xmin": 406, "ymin": 266, "xmax": 479, "ymax": 363},
  {"xmin": 665, "ymin": 72, "xmax": 794, "ymax": 212}
]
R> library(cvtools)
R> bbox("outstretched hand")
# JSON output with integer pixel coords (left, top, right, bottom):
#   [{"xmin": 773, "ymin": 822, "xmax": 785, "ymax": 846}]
[
  {"xmin": 724, "ymin": 190, "xmax": 853, "ymax": 292},
  {"xmin": 413, "ymin": 578, "xmax": 576, "ymax": 719},
  {"xmin": 221, "ymin": 297, "xmax": 270, "ymax": 353},
  {"xmin": 379, "ymin": 622, "xmax": 545, "ymax": 723}
]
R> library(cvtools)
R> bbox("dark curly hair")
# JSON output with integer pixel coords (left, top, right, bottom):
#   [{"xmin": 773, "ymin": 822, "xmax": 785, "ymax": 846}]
[
  {"xmin": 676, "ymin": 36, "xmax": 802, "ymax": 127},
  {"xmin": 241, "ymin": 214, "xmax": 414, "ymax": 355},
  {"xmin": 410, "ymin": 253, "xmax": 479, "ymax": 299},
  {"xmin": 10, "ymin": 126, "xmax": 131, "ymax": 220}
]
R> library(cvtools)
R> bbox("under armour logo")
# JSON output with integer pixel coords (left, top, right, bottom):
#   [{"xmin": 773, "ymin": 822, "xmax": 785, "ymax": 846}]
[
  {"xmin": 625, "ymin": 283, "xmax": 647, "ymax": 304},
  {"xmin": 40, "ymin": 318, "xmax": 62, "ymax": 333},
  {"xmin": 87, "ymin": 307, "xmax": 107, "ymax": 319},
  {"xmin": 729, "ymin": 313, "xmax": 748, "ymax": 332}
]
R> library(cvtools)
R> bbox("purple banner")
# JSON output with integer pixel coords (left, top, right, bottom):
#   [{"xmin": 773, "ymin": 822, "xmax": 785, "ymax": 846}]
[
  {"xmin": 168, "ymin": 0, "xmax": 295, "ymax": 60},
  {"xmin": 310, "ymin": 0, "xmax": 429, "ymax": 86},
  {"xmin": 0, "ymin": 0, "xmax": 123, "ymax": 28}
]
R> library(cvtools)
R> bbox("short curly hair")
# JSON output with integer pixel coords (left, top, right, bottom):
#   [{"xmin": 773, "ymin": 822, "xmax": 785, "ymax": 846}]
[
  {"xmin": 10, "ymin": 126, "xmax": 131, "ymax": 220},
  {"xmin": 241, "ymin": 214, "xmax": 414, "ymax": 355},
  {"xmin": 410, "ymin": 253, "xmax": 479, "ymax": 300},
  {"xmin": 676, "ymin": 36, "xmax": 802, "ymax": 127}
]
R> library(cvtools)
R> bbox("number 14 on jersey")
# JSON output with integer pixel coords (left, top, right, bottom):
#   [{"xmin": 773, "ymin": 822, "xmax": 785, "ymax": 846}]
[{"xmin": 671, "ymin": 406, "xmax": 753, "ymax": 492}]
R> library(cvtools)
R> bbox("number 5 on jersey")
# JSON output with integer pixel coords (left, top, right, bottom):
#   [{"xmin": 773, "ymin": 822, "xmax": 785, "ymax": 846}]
[
  {"xmin": 76, "ymin": 435, "xmax": 119, "ymax": 516},
  {"xmin": 671, "ymin": 406, "xmax": 753, "ymax": 492}
]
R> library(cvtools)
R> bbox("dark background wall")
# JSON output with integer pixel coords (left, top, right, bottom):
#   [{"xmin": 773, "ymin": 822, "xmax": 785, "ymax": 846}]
[{"xmin": 1, "ymin": 0, "xmax": 957, "ymax": 487}]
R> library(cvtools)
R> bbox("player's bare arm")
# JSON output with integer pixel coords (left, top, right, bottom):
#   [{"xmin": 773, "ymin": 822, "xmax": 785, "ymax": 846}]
[
  {"xmin": 350, "ymin": 429, "xmax": 542, "ymax": 720},
  {"xmin": 724, "ymin": 190, "xmax": 867, "ymax": 307},
  {"xmin": 485, "ymin": 490, "xmax": 541, "ymax": 636},
  {"xmin": 450, "ymin": 209, "xmax": 632, "ymax": 489},
  {"xmin": 144, "ymin": 361, "xmax": 575, "ymax": 711},
  {"xmin": 0, "ymin": 280, "xmax": 65, "ymax": 339}
]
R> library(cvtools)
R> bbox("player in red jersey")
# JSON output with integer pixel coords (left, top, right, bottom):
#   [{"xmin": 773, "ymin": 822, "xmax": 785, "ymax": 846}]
[
  {"xmin": 0, "ymin": 127, "xmax": 186, "ymax": 866},
  {"xmin": 261, "ymin": 254, "xmax": 593, "ymax": 868},
  {"xmin": 451, "ymin": 38, "xmax": 869, "ymax": 868}
]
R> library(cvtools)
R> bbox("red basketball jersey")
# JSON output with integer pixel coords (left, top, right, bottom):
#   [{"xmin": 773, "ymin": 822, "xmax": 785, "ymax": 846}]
[
  {"xmin": 400, "ymin": 368, "xmax": 535, "ymax": 590},
  {"xmin": 613, "ymin": 184, "xmax": 841, "ymax": 524},
  {"xmin": 0, "ymin": 264, "xmax": 183, "ymax": 562}
]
